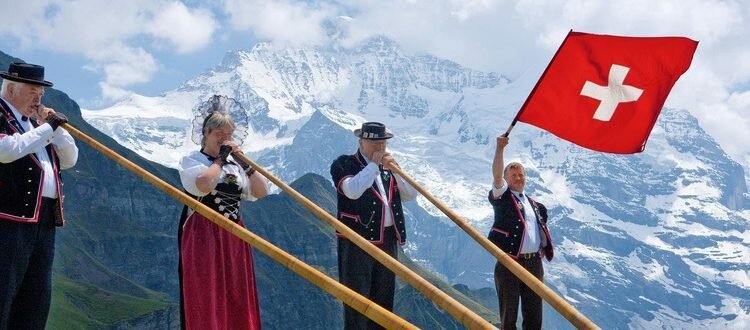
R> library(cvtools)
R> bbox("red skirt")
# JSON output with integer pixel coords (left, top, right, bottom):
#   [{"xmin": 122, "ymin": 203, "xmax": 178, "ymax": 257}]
[{"xmin": 179, "ymin": 212, "xmax": 261, "ymax": 329}]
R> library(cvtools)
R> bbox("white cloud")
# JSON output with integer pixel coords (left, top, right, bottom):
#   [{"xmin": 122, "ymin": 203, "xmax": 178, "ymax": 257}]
[
  {"xmin": 99, "ymin": 83, "xmax": 134, "ymax": 101},
  {"xmin": 97, "ymin": 46, "xmax": 159, "ymax": 87},
  {"xmin": 331, "ymin": 0, "xmax": 549, "ymax": 76},
  {"xmin": 147, "ymin": 1, "xmax": 217, "ymax": 54},
  {"xmin": 223, "ymin": 0, "xmax": 334, "ymax": 46},
  {"xmin": 449, "ymin": 0, "xmax": 498, "ymax": 21},
  {"xmin": 0, "ymin": 0, "xmax": 217, "ymax": 101}
]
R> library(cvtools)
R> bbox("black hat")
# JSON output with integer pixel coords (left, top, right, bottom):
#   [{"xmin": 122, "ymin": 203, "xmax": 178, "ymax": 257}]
[
  {"xmin": 1, "ymin": 62, "xmax": 53, "ymax": 87},
  {"xmin": 353, "ymin": 122, "xmax": 393, "ymax": 140}
]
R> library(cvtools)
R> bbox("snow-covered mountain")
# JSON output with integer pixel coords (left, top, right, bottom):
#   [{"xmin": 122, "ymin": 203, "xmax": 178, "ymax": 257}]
[{"xmin": 83, "ymin": 36, "xmax": 750, "ymax": 328}]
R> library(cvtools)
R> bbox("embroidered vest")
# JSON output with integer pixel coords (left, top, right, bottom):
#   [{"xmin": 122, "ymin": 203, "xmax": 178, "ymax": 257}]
[
  {"xmin": 487, "ymin": 188, "xmax": 554, "ymax": 261},
  {"xmin": 0, "ymin": 99, "xmax": 65, "ymax": 225},
  {"xmin": 330, "ymin": 152, "xmax": 407, "ymax": 245}
]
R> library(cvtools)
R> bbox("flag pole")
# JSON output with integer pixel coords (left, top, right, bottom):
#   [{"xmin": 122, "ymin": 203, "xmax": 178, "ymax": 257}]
[
  {"xmin": 59, "ymin": 123, "xmax": 418, "ymax": 330},
  {"xmin": 495, "ymin": 31, "xmax": 599, "ymax": 329},
  {"xmin": 387, "ymin": 163, "xmax": 599, "ymax": 329},
  {"xmin": 230, "ymin": 152, "xmax": 497, "ymax": 329},
  {"xmin": 503, "ymin": 29, "xmax": 575, "ymax": 137}
]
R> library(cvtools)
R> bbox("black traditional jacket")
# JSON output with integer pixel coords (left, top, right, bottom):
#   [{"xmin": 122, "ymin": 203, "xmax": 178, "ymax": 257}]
[
  {"xmin": 488, "ymin": 188, "xmax": 553, "ymax": 261},
  {"xmin": 330, "ymin": 151, "xmax": 406, "ymax": 245},
  {"xmin": 0, "ymin": 99, "xmax": 65, "ymax": 226}
]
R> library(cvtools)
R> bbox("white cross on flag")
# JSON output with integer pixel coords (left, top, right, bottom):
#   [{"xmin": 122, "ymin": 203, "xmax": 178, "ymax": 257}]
[{"xmin": 516, "ymin": 31, "xmax": 698, "ymax": 153}]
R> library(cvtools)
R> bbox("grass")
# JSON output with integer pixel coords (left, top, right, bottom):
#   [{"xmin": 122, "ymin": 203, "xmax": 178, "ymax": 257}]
[{"xmin": 47, "ymin": 276, "xmax": 175, "ymax": 329}]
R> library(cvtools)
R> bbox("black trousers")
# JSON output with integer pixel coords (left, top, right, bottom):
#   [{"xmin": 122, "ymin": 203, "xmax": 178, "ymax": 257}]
[
  {"xmin": 494, "ymin": 255, "xmax": 544, "ymax": 330},
  {"xmin": 338, "ymin": 226, "xmax": 397, "ymax": 330},
  {"xmin": 0, "ymin": 198, "xmax": 57, "ymax": 330}
]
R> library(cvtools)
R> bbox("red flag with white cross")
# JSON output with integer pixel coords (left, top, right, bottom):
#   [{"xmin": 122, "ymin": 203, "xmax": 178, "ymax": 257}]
[{"xmin": 514, "ymin": 31, "xmax": 698, "ymax": 154}]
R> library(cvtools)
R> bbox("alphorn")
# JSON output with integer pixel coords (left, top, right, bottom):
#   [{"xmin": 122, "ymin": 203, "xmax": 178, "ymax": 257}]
[
  {"xmin": 388, "ymin": 164, "xmax": 599, "ymax": 330},
  {"xmin": 230, "ymin": 152, "xmax": 496, "ymax": 329},
  {"xmin": 60, "ymin": 123, "xmax": 417, "ymax": 330}
]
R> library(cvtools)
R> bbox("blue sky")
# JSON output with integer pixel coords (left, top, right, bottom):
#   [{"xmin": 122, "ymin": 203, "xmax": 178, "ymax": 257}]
[
  {"xmin": 0, "ymin": 29, "xmax": 255, "ymax": 106},
  {"xmin": 0, "ymin": 0, "xmax": 748, "ymax": 162}
]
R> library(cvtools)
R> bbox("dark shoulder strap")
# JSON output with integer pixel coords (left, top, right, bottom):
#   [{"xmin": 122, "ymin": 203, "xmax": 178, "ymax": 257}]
[
  {"xmin": 0, "ymin": 109, "xmax": 7, "ymax": 135},
  {"xmin": 0, "ymin": 98, "xmax": 16, "ymax": 122},
  {"xmin": 0, "ymin": 98, "xmax": 10, "ymax": 114},
  {"xmin": 0, "ymin": 98, "xmax": 25, "ymax": 134}
]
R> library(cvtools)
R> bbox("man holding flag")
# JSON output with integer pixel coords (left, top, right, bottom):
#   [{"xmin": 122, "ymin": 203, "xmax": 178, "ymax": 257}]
[
  {"xmin": 488, "ymin": 136, "xmax": 554, "ymax": 330},
  {"xmin": 488, "ymin": 31, "xmax": 697, "ymax": 329}
]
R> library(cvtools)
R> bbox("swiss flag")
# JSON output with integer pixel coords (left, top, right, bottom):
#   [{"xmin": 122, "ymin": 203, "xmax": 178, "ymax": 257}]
[{"xmin": 516, "ymin": 31, "xmax": 698, "ymax": 153}]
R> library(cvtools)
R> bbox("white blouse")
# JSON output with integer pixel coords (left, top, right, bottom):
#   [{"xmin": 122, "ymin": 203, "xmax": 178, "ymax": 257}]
[{"xmin": 178, "ymin": 150, "xmax": 262, "ymax": 201}]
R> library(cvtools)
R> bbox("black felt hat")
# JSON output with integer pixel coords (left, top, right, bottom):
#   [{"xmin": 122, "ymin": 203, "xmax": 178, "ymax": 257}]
[
  {"xmin": 353, "ymin": 122, "xmax": 393, "ymax": 140},
  {"xmin": 1, "ymin": 62, "xmax": 53, "ymax": 87}
]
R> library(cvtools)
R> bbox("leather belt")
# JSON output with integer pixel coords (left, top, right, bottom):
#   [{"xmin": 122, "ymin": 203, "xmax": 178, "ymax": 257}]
[{"xmin": 519, "ymin": 252, "xmax": 538, "ymax": 260}]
